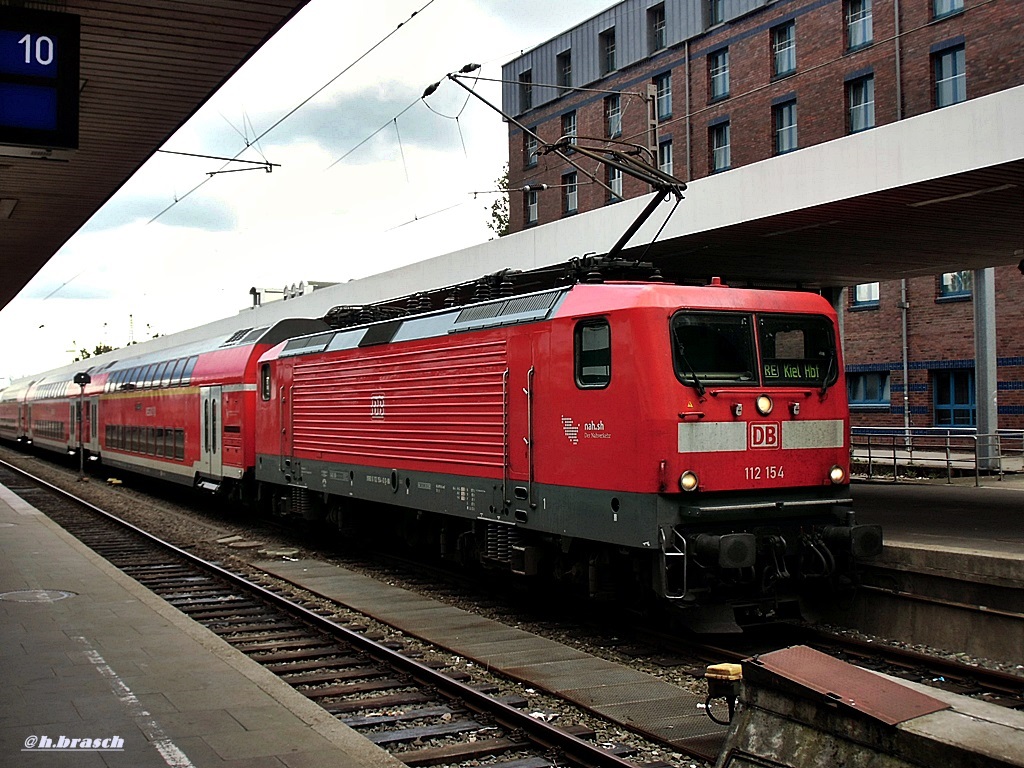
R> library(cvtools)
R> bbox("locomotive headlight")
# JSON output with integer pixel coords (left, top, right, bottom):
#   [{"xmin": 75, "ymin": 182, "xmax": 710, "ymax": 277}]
[
  {"xmin": 829, "ymin": 465, "xmax": 846, "ymax": 484},
  {"xmin": 756, "ymin": 394, "xmax": 773, "ymax": 416},
  {"xmin": 680, "ymin": 471, "xmax": 699, "ymax": 492}
]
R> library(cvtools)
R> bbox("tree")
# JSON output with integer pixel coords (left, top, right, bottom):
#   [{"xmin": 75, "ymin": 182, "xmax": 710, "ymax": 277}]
[{"xmin": 487, "ymin": 164, "xmax": 510, "ymax": 239}]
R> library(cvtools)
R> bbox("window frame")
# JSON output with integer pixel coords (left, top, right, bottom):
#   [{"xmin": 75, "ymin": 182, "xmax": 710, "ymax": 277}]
[
  {"xmin": 562, "ymin": 171, "xmax": 578, "ymax": 216},
  {"xmin": 933, "ymin": 0, "xmax": 964, "ymax": 20},
  {"xmin": 655, "ymin": 72, "xmax": 672, "ymax": 120},
  {"xmin": 524, "ymin": 132, "xmax": 538, "ymax": 168},
  {"xmin": 710, "ymin": 121, "xmax": 731, "ymax": 172},
  {"xmin": 605, "ymin": 94, "xmax": 622, "ymax": 138},
  {"xmin": 525, "ymin": 189, "xmax": 539, "ymax": 226},
  {"xmin": 561, "ymin": 110, "xmax": 577, "ymax": 143},
  {"xmin": 648, "ymin": 3, "xmax": 667, "ymax": 53},
  {"xmin": 852, "ymin": 282, "xmax": 880, "ymax": 308},
  {"xmin": 557, "ymin": 49, "xmax": 572, "ymax": 92},
  {"xmin": 709, "ymin": 48, "xmax": 729, "ymax": 101},
  {"xmin": 773, "ymin": 99, "xmax": 798, "ymax": 155},
  {"xmin": 575, "ymin": 318, "xmax": 612, "ymax": 389},
  {"xmin": 600, "ymin": 28, "xmax": 616, "ymax": 75},
  {"xmin": 846, "ymin": 0, "xmax": 873, "ymax": 50},
  {"xmin": 934, "ymin": 44, "xmax": 966, "ymax": 108},
  {"xmin": 658, "ymin": 138, "xmax": 673, "ymax": 176},
  {"xmin": 933, "ymin": 369, "xmax": 975, "ymax": 427},
  {"xmin": 607, "ymin": 166, "xmax": 623, "ymax": 203},
  {"xmin": 938, "ymin": 270, "xmax": 972, "ymax": 300},
  {"xmin": 709, "ymin": 0, "xmax": 724, "ymax": 26},
  {"xmin": 519, "ymin": 69, "xmax": 533, "ymax": 112},
  {"xmin": 848, "ymin": 371, "xmax": 890, "ymax": 408},
  {"xmin": 847, "ymin": 75, "xmax": 875, "ymax": 133},
  {"xmin": 772, "ymin": 22, "xmax": 796, "ymax": 78}
]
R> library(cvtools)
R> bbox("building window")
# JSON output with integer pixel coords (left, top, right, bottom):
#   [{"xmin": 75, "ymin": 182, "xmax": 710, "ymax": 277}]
[
  {"xmin": 561, "ymin": 110, "xmax": 577, "ymax": 143},
  {"xmin": 710, "ymin": 121, "xmax": 730, "ymax": 172},
  {"xmin": 934, "ymin": 44, "xmax": 966, "ymax": 108},
  {"xmin": 852, "ymin": 282, "xmax": 879, "ymax": 307},
  {"xmin": 525, "ymin": 189, "xmax": 538, "ymax": 226},
  {"xmin": 848, "ymin": 371, "xmax": 890, "ymax": 406},
  {"xmin": 600, "ymin": 28, "xmax": 616, "ymax": 74},
  {"xmin": 524, "ymin": 132, "xmax": 538, "ymax": 168},
  {"xmin": 557, "ymin": 50, "xmax": 572, "ymax": 92},
  {"xmin": 934, "ymin": 0, "xmax": 964, "ymax": 19},
  {"xmin": 939, "ymin": 270, "xmax": 972, "ymax": 298},
  {"xmin": 774, "ymin": 100, "xmax": 798, "ymax": 154},
  {"xmin": 848, "ymin": 75, "xmax": 875, "ymax": 133},
  {"xmin": 658, "ymin": 139, "xmax": 673, "ymax": 176},
  {"xmin": 562, "ymin": 172, "xmax": 578, "ymax": 215},
  {"xmin": 576, "ymin": 319, "xmax": 611, "ymax": 388},
  {"xmin": 846, "ymin": 0, "xmax": 872, "ymax": 49},
  {"xmin": 772, "ymin": 22, "xmax": 796, "ymax": 77},
  {"xmin": 709, "ymin": 48, "xmax": 729, "ymax": 100},
  {"xmin": 933, "ymin": 369, "xmax": 974, "ymax": 427},
  {"xmin": 519, "ymin": 69, "xmax": 533, "ymax": 112},
  {"xmin": 709, "ymin": 0, "xmax": 724, "ymax": 26},
  {"xmin": 648, "ymin": 3, "xmax": 666, "ymax": 53},
  {"xmin": 608, "ymin": 166, "xmax": 622, "ymax": 202},
  {"xmin": 605, "ymin": 94, "xmax": 621, "ymax": 138},
  {"xmin": 655, "ymin": 73, "xmax": 672, "ymax": 120}
]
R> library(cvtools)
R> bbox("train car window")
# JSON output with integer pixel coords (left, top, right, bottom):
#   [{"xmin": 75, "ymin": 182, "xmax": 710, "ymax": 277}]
[
  {"xmin": 174, "ymin": 429, "xmax": 185, "ymax": 460},
  {"xmin": 575, "ymin": 319, "xmax": 611, "ymax": 388},
  {"xmin": 154, "ymin": 361, "xmax": 169, "ymax": 387},
  {"xmin": 260, "ymin": 364, "xmax": 272, "ymax": 401},
  {"xmin": 671, "ymin": 312, "xmax": 757, "ymax": 388},
  {"xmin": 169, "ymin": 358, "xmax": 187, "ymax": 386},
  {"xmin": 155, "ymin": 428, "xmax": 164, "ymax": 457},
  {"xmin": 758, "ymin": 314, "xmax": 838, "ymax": 388},
  {"xmin": 147, "ymin": 427, "xmax": 156, "ymax": 455},
  {"xmin": 144, "ymin": 364, "xmax": 159, "ymax": 388},
  {"xmin": 182, "ymin": 356, "xmax": 199, "ymax": 385}
]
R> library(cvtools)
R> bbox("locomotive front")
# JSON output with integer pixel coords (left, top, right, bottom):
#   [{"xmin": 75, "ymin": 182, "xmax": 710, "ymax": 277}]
[{"xmin": 654, "ymin": 284, "xmax": 881, "ymax": 629}]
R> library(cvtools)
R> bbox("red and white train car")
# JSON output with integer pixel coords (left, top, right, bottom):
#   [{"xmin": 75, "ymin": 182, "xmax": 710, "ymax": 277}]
[
  {"xmin": 255, "ymin": 279, "xmax": 881, "ymax": 629},
  {"xmin": 1, "ymin": 318, "xmax": 326, "ymax": 491}
]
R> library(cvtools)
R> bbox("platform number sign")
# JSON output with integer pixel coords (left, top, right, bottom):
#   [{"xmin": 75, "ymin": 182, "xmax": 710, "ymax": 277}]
[{"xmin": 0, "ymin": 7, "xmax": 80, "ymax": 151}]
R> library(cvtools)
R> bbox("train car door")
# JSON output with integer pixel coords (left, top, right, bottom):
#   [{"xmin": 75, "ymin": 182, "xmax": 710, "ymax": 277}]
[
  {"xmin": 200, "ymin": 386, "xmax": 223, "ymax": 478},
  {"xmin": 505, "ymin": 337, "xmax": 534, "ymax": 506},
  {"xmin": 86, "ymin": 398, "xmax": 100, "ymax": 454}
]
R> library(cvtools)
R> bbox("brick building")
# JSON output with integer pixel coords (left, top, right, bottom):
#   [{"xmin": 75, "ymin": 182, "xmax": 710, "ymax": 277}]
[{"xmin": 501, "ymin": 0, "xmax": 1024, "ymax": 431}]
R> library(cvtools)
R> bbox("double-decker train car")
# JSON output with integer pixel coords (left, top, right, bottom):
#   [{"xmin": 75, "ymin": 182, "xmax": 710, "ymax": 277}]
[
  {"xmin": 254, "ymin": 279, "xmax": 881, "ymax": 631},
  {"xmin": 1, "ymin": 318, "xmax": 326, "ymax": 491}
]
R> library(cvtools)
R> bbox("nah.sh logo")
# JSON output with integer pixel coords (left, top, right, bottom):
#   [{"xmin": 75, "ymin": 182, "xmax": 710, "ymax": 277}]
[
  {"xmin": 561, "ymin": 417, "xmax": 579, "ymax": 445},
  {"xmin": 749, "ymin": 422, "xmax": 780, "ymax": 449}
]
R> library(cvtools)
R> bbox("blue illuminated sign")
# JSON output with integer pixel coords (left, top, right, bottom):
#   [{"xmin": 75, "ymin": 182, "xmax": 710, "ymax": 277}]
[{"xmin": 0, "ymin": 8, "xmax": 79, "ymax": 151}]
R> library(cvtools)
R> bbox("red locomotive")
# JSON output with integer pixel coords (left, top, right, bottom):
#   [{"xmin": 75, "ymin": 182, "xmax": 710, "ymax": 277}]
[
  {"xmin": 253, "ymin": 277, "xmax": 880, "ymax": 631},
  {"xmin": 0, "ymin": 276, "xmax": 880, "ymax": 631}
]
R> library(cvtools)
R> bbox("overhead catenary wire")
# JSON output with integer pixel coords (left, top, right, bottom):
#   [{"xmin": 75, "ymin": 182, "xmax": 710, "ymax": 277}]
[{"xmin": 149, "ymin": 0, "xmax": 438, "ymax": 224}]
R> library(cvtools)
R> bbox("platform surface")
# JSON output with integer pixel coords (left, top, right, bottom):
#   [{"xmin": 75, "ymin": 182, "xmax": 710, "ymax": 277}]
[{"xmin": 0, "ymin": 483, "xmax": 405, "ymax": 768}]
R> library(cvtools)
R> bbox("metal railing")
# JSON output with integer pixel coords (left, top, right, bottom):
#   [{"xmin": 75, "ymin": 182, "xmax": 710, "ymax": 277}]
[{"xmin": 850, "ymin": 427, "xmax": 1024, "ymax": 486}]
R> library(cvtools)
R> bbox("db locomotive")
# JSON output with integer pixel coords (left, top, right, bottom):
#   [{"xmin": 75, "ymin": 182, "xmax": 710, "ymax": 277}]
[{"xmin": 0, "ymin": 277, "xmax": 881, "ymax": 631}]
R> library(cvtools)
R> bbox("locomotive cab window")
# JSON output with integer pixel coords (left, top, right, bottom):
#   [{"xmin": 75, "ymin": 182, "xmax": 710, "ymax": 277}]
[
  {"xmin": 758, "ymin": 314, "xmax": 838, "ymax": 388},
  {"xmin": 260, "ymin": 364, "xmax": 272, "ymax": 401},
  {"xmin": 575, "ymin": 319, "xmax": 611, "ymax": 388},
  {"xmin": 671, "ymin": 312, "xmax": 756, "ymax": 388}
]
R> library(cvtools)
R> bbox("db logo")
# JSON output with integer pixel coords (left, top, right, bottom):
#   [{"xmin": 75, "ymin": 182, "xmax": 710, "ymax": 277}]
[{"xmin": 749, "ymin": 422, "xmax": 780, "ymax": 449}]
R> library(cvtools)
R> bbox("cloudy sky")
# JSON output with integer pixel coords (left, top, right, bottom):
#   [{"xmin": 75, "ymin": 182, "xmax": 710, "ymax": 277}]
[{"xmin": 0, "ymin": 0, "xmax": 613, "ymax": 384}]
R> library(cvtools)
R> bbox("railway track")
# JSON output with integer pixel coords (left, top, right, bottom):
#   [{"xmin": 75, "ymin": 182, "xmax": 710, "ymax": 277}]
[
  {"xmin": 3, "ymin": 447, "xmax": 1020, "ymax": 764},
  {"xmin": 0, "ymin": 460, "xmax": 664, "ymax": 768}
]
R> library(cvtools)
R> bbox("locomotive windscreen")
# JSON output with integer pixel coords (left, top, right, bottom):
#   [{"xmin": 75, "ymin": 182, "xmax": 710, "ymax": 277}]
[
  {"xmin": 671, "ymin": 312, "xmax": 757, "ymax": 387},
  {"xmin": 758, "ymin": 314, "xmax": 838, "ymax": 387},
  {"xmin": 671, "ymin": 311, "xmax": 837, "ymax": 389}
]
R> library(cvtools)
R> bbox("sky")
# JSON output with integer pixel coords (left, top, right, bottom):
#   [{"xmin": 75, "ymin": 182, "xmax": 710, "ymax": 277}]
[{"xmin": 0, "ymin": 0, "xmax": 614, "ymax": 385}]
